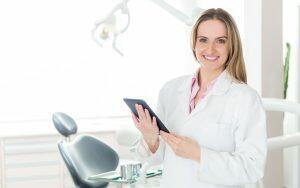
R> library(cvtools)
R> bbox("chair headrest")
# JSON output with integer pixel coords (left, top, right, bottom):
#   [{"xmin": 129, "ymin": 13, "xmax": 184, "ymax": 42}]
[{"xmin": 52, "ymin": 112, "xmax": 78, "ymax": 137}]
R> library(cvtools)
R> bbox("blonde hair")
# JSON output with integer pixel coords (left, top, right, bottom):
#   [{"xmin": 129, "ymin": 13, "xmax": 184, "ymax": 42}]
[{"xmin": 191, "ymin": 8, "xmax": 247, "ymax": 84}]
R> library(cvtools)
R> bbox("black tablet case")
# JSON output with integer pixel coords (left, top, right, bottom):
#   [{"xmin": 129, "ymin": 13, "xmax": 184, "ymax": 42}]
[{"xmin": 123, "ymin": 98, "xmax": 169, "ymax": 133}]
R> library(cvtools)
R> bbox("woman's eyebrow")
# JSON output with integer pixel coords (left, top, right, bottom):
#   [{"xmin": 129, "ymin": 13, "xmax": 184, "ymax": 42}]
[
  {"xmin": 196, "ymin": 36, "xmax": 227, "ymax": 39},
  {"xmin": 216, "ymin": 36, "xmax": 228, "ymax": 39}
]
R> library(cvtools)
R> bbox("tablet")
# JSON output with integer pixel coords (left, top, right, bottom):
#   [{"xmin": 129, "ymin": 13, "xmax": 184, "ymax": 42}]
[{"xmin": 123, "ymin": 98, "xmax": 169, "ymax": 133}]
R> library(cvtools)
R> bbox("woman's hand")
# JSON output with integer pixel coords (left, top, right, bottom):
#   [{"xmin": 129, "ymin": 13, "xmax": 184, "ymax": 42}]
[
  {"xmin": 131, "ymin": 104, "xmax": 159, "ymax": 152},
  {"xmin": 160, "ymin": 131, "xmax": 201, "ymax": 163}
]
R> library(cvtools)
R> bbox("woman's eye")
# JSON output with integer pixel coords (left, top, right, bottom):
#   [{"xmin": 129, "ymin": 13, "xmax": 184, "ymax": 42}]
[
  {"xmin": 217, "ymin": 39, "xmax": 226, "ymax": 44},
  {"xmin": 199, "ymin": 38, "xmax": 207, "ymax": 43}
]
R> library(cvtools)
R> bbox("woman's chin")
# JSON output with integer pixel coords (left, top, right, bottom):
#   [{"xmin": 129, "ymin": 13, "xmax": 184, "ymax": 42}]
[{"xmin": 201, "ymin": 64, "xmax": 225, "ymax": 72}]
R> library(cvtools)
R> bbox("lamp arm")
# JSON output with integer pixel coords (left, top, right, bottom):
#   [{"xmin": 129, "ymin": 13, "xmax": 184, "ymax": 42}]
[
  {"xmin": 125, "ymin": 0, "xmax": 200, "ymax": 26},
  {"xmin": 92, "ymin": 0, "xmax": 203, "ymax": 55},
  {"xmin": 112, "ymin": 33, "xmax": 123, "ymax": 56},
  {"xmin": 119, "ymin": 7, "xmax": 130, "ymax": 34},
  {"xmin": 94, "ymin": 3, "xmax": 123, "ymax": 26},
  {"xmin": 148, "ymin": 0, "xmax": 194, "ymax": 26}
]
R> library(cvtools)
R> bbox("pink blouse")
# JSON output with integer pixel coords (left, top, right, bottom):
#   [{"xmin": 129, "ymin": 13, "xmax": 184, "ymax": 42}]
[{"xmin": 189, "ymin": 69, "xmax": 219, "ymax": 113}]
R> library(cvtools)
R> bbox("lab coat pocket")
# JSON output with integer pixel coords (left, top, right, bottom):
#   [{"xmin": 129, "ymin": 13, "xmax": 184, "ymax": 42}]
[
  {"xmin": 190, "ymin": 122, "xmax": 221, "ymax": 151},
  {"xmin": 216, "ymin": 122, "xmax": 235, "ymax": 152}
]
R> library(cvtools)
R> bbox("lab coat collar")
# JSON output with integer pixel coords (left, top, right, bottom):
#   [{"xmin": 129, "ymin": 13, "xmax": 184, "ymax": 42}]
[
  {"xmin": 176, "ymin": 69, "xmax": 233, "ymax": 121},
  {"xmin": 210, "ymin": 70, "xmax": 233, "ymax": 95},
  {"xmin": 177, "ymin": 69, "xmax": 233, "ymax": 96}
]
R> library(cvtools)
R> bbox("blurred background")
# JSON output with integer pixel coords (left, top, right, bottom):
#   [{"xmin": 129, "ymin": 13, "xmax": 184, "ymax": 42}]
[{"xmin": 0, "ymin": 0, "xmax": 299, "ymax": 187}]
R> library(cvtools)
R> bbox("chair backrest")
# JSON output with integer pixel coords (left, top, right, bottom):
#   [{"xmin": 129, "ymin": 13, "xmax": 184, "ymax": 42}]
[
  {"xmin": 52, "ymin": 112, "xmax": 119, "ymax": 188},
  {"xmin": 52, "ymin": 112, "xmax": 77, "ymax": 137},
  {"xmin": 58, "ymin": 135, "xmax": 119, "ymax": 188}
]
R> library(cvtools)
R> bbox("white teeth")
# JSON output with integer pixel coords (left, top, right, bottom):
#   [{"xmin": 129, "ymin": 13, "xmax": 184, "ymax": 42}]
[{"xmin": 203, "ymin": 55, "xmax": 218, "ymax": 61}]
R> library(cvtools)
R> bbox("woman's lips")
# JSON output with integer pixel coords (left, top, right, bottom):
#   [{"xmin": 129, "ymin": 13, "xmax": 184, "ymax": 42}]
[{"xmin": 203, "ymin": 55, "xmax": 219, "ymax": 61}]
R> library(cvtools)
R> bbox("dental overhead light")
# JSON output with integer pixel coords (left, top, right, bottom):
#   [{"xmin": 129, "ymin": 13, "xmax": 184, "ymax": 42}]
[
  {"xmin": 91, "ymin": 0, "xmax": 130, "ymax": 56},
  {"xmin": 92, "ymin": 0, "xmax": 204, "ymax": 56}
]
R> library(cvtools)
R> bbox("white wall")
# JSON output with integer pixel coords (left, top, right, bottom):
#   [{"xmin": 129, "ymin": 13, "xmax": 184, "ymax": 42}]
[
  {"xmin": 0, "ymin": 0, "xmax": 192, "ymax": 123},
  {"xmin": 243, "ymin": 0, "xmax": 262, "ymax": 94},
  {"xmin": 261, "ymin": 0, "xmax": 284, "ymax": 187},
  {"xmin": 283, "ymin": 1, "xmax": 300, "ymax": 187}
]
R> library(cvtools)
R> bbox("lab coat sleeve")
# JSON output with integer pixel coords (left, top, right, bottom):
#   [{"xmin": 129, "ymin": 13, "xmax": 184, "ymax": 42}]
[
  {"xmin": 197, "ymin": 92, "xmax": 267, "ymax": 185},
  {"xmin": 136, "ymin": 86, "xmax": 167, "ymax": 166}
]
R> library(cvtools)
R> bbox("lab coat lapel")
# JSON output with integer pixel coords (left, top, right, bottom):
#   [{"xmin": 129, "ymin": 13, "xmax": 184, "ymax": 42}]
[
  {"xmin": 186, "ymin": 71, "xmax": 233, "ymax": 121},
  {"xmin": 176, "ymin": 75, "xmax": 193, "ymax": 120}
]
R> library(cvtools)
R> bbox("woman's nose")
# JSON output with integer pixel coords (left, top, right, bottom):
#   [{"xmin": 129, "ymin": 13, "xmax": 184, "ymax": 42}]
[{"xmin": 205, "ymin": 42, "xmax": 215, "ymax": 53}]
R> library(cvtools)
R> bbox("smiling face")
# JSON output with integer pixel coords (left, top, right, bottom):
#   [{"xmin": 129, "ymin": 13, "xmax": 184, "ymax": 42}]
[{"xmin": 194, "ymin": 19, "xmax": 229, "ymax": 73}]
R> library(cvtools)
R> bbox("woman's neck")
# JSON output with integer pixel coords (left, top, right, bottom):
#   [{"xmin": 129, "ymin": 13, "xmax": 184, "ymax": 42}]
[{"xmin": 198, "ymin": 67, "xmax": 224, "ymax": 89}]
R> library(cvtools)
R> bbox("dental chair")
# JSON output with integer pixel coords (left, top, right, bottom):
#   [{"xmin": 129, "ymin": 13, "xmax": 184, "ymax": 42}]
[{"xmin": 52, "ymin": 112, "xmax": 119, "ymax": 188}]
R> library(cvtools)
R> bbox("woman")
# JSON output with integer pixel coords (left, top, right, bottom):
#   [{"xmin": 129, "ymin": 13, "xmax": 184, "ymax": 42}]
[{"xmin": 131, "ymin": 8, "xmax": 267, "ymax": 188}]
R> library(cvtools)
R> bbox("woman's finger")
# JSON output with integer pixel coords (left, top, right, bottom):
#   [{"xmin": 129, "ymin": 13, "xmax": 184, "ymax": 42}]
[
  {"xmin": 161, "ymin": 133, "xmax": 178, "ymax": 152},
  {"xmin": 131, "ymin": 113, "xmax": 140, "ymax": 127},
  {"xmin": 145, "ymin": 109, "xmax": 151, "ymax": 121},
  {"xmin": 138, "ymin": 105, "xmax": 147, "ymax": 120},
  {"xmin": 152, "ymin": 116, "xmax": 158, "ymax": 128},
  {"xmin": 136, "ymin": 104, "xmax": 146, "ymax": 122},
  {"xmin": 161, "ymin": 131, "xmax": 179, "ymax": 146},
  {"xmin": 135, "ymin": 104, "xmax": 143, "ymax": 121},
  {"xmin": 170, "ymin": 132, "xmax": 181, "ymax": 137},
  {"xmin": 163, "ymin": 131, "xmax": 180, "ymax": 144}
]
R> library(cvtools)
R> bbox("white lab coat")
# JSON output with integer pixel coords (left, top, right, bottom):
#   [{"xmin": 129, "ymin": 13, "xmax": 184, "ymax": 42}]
[{"xmin": 138, "ymin": 70, "xmax": 267, "ymax": 188}]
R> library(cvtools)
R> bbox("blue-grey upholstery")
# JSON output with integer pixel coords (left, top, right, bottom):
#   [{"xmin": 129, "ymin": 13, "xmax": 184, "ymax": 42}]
[
  {"xmin": 52, "ymin": 112, "xmax": 119, "ymax": 188},
  {"xmin": 52, "ymin": 112, "xmax": 77, "ymax": 137}
]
